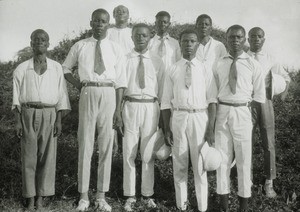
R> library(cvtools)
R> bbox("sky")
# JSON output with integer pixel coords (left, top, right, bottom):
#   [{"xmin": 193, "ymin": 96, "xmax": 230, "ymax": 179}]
[{"xmin": 1, "ymin": 0, "xmax": 300, "ymax": 69}]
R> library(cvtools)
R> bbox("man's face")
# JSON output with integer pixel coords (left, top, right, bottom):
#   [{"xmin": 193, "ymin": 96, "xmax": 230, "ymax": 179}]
[
  {"xmin": 196, "ymin": 18, "xmax": 212, "ymax": 37},
  {"xmin": 30, "ymin": 32, "xmax": 49, "ymax": 54},
  {"xmin": 132, "ymin": 27, "xmax": 151, "ymax": 52},
  {"xmin": 90, "ymin": 12, "xmax": 109, "ymax": 39},
  {"xmin": 155, "ymin": 16, "xmax": 170, "ymax": 34},
  {"xmin": 113, "ymin": 6, "xmax": 129, "ymax": 23},
  {"xmin": 248, "ymin": 29, "xmax": 265, "ymax": 52},
  {"xmin": 227, "ymin": 28, "xmax": 246, "ymax": 54},
  {"xmin": 180, "ymin": 33, "xmax": 199, "ymax": 58}
]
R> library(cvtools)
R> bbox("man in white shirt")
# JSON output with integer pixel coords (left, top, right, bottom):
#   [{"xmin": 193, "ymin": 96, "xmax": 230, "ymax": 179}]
[
  {"xmin": 214, "ymin": 25, "xmax": 265, "ymax": 212},
  {"xmin": 107, "ymin": 5, "xmax": 134, "ymax": 54},
  {"xmin": 62, "ymin": 9, "xmax": 126, "ymax": 212},
  {"xmin": 195, "ymin": 14, "xmax": 227, "ymax": 73},
  {"xmin": 12, "ymin": 29, "xmax": 70, "ymax": 210},
  {"xmin": 161, "ymin": 29, "xmax": 218, "ymax": 212},
  {"xmin": 121, "ymin": 23, "xmax": 164, "ymax": 212},
  {"xmin": 247, "ymin": 27, "xmax": 290, "ymax": 198},
  {"xmin": 148, "ymin": 11, "xmax": 181, "ymax": 71}
]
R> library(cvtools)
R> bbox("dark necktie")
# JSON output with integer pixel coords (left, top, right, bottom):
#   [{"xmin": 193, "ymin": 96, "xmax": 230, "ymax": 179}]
[
  {"xmin": 228, "ymin": 58, "xmax": 238, "ymax": 94},
  {"xmin": 94, "ymin": 40, "xmax": 106, "ymax": 75},
  {"xmin": 137, "ymin": 54, "xmax": 145, "ymax": 89},
  {"xmin": 185, "ymin": 61, "xmax": 192, "ymax": 89}
]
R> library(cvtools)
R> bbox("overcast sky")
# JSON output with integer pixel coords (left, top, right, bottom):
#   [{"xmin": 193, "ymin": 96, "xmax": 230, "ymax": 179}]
[{"xmin": 1, "ymin": 0, "xmax": 300, "ymax": 69}]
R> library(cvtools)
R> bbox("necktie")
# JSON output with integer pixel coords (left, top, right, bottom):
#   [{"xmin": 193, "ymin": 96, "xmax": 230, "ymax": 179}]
[
  {"xmin": 158, "ymin": 37, "xmax": 166, "ymax": 57},
  {"xmin": 137, "ymin": 54, "xmax": 145, "ymax": 89},
  {"xmin": 94, "ymin": 40, "xmax": 106, "ymax": 75},
  {"xmin": 228, "ymin": 58, "xmax": 238, "ymax": 94},
  {"xmin": 185, "ymin": 61, "xmax": 192, "ymax": 89}
]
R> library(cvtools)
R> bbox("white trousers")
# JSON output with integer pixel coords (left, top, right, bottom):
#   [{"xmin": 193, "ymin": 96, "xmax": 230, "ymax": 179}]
[
  {"xmin": 215, "ymin": 105, "xmax": 252, "ymax": 198},
  {"xmin": 77, "ymin": 86, "xmax": 115, "ymax": 193},
  {"xmin": 172, "ymin": 110, "xmax": 208, "ymax": 211},
  {"xmin": 122, "ymin": 101, "xmax": 159, "ymax": 197}
]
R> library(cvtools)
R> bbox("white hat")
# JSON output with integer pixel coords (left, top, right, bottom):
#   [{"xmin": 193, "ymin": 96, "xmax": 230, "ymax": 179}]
[
  {"xmin": 272, "ymin": 73, "xmax": 286, "ymax": 96},
  {"xmin": 143, "ymin": 129, "xmax": 165, "ymax": 163},
  {"xmin": 198, "ymin": 142, "xmax": 222, "ymax": 176},
  {"xmin": 156, "ymin": 143, "xmax": 172, "ymax": 160}
]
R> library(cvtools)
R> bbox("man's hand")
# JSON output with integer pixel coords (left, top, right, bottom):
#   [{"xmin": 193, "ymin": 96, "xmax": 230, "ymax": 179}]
[
  {"xmin": 113, "ymin": 110, "xmax": 123, "ymax": 136},
  {"xmin": 204, "ymin": 127, "xmax": 215, "ymax": 146},
  {"xmin": 164, "ymin": 130, "xmax": 173, "ymax": 147},
  {"xmin": 158, "ymin": 113, "xmax": 164, "ymax": 133},
  {"xmin": 54, "ymin": 121, "xmax": 62, "ymax": 137},
  {"xmin": 15, "ymin": 120, "xmax": 22, "ymax": 139}
]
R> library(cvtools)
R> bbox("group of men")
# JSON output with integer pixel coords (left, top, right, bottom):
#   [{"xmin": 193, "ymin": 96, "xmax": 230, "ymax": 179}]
[{"xmin": 12, "ymin": 4, "xmax": 290, "ymax": 212}]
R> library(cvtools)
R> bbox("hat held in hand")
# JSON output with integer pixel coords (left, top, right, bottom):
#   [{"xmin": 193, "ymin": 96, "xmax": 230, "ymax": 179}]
[
  {"xmin": 198, "ymin": 142, "xmax": 222, "ymax": 176},
  {"xmin": 143, "ymin": 129, "xmax": 165, "ymax": 163},
  {"xmin": 272, "ymin": 73, "xmax": 286, "ymax": 96},
  {"xmin": 156, "ymin": 143, "xmax": 172, "ymax": 160}
]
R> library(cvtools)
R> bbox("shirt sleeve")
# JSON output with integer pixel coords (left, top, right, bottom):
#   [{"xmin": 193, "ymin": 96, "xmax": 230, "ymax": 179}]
[
  {"xmin": 175, "ymin": 41, "xmax": 182, "ymax": 62},
  {"xmin": 12, "ymin": 65, "xmax": 22, "ymax": 112},
  {"xmin": 205, "ymin": 68, "xmax": 218, "ymax": 104},
  {"xmin": 114, "ymin": 46, "xmax": 127, "ymax": 89},
  {"xmin": 157, "ymin": 61, "xmax": 165, "ymax": 103},
  {"xmin": 161, "ymin": 67, "xmax": 174, "ymax": 110},
  {"xmin": 55, "ymin": 64, "xmax": 71, "ymax": 111},
  {"xmin": 252, "ymin": 61, "xmax": 266, "ymax": 103},
  {"xmin": 62, "ymin": 42, "xmax": 79, "ymax": 74}
]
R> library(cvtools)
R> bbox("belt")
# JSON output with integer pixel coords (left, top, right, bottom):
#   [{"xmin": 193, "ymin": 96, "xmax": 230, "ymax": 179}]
[
  {"xmin": 21, "ymin": 103, "xmax": 56, "ymax": 109},
  {"xmin": 173, "ymin": 108, "xmax": 206, "ymax": 113},
  {"xmin": 124, "ymin": 96, "xmax": 158, "ymax": 103},
  {"xmin": 81, "ymin": 81, "xmax": 114, "ymax": 87},
  {"xmin": 219, "ymin": 101, "xmax": 250, "ymax": 107}
]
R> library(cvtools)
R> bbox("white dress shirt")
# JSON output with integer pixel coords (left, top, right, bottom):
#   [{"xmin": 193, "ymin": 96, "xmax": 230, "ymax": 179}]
[
  {"xmin": 148, "ymin": 34, "xmax": 181, "ymax": 70},
  {"xmin": 161, "ymin": 57, "xmax": 218, "ymax": 110},
  {"xmin": 62, "ymin": 36, "xmax": 127, "ymax": 89},
  {"xmin": 196, "ymin": 37, "xmax": 227, "ymax": 72},
  {"xmin": 247, "ymin": 50, "xmax": 290, "ymax": 83},
  {"xmin": 107, "ymin": 27, "xmax": 134, "ymax": 54},
  {"xmin": 12, "ymin": 58, "xmax": 71, "ymax": 111},
  {"xmin": 213, "ymin": 52, "xmax": 266, "ymax": 103},
  {"xmin": 124, "ymin": 49, "xmax": 164, "ymax": 101}
]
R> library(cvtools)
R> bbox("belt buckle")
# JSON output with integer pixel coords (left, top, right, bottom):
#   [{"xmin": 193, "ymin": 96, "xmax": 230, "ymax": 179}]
[
  {"xmin": 82, "ymin": 82, "xmax": 88, "ymax": 87},
  {"xmin": 97, "ymin": 82, "xmax": 101, "ymax": 87}
]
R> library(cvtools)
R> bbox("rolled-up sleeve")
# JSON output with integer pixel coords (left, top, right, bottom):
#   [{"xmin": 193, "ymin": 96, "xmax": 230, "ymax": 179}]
[
  {"xmin": 252, "ymin": 63, "xmax": 266, "ymax": 103},
  {"xmin": 161, "ymin": 68, "xmax": 173, "ymax": 110},
  {"xmin": 56, "ymin": 64, "xmax": 71, "ymax": 111},
  {"xmin": 62, "ymin": 43, "xmax": 79, "ymax": 74}
]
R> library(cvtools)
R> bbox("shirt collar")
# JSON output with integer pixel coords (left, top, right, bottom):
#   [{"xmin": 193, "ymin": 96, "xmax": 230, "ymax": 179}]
[
  {"xmin": 155, "ymin": 33, "xmax": 170, "ymax": 40},
  {"xmin": 181, "ymin": 57, "xmax": 198, "ymax": 66},
  {"xmin": 130, "ymin": 49, "xmax": 151, "ymax": 59},
  {"xmin": 223, "ymin": 51, "xmax": 250, "ymax": 60},
  {"xmin": 28, "ymin": 57, "xmax": 51, "ymax": 70},
  {"xmin": 89, "ymin": 36, "xmax": 109, "ymax": 43},
  {"xmin": 248, "ymin": 49, "xmax": 266, "ymax": 56}
]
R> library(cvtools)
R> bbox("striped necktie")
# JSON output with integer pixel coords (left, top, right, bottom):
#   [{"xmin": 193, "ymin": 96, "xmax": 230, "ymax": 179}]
[
  {"xmin": 137, "ymin": 54, "xmax": 145, "ymax": 89},
  {"xmin": 94, "ymin": 40, "xmax": 106, "ymax": 75},
  {"xmin": 228, "ymin": 58, "xmax": 238, "ymax": 94},
  {"xmin": 185, "ymin": 61, "xmax": 192, "ymax": 89}
]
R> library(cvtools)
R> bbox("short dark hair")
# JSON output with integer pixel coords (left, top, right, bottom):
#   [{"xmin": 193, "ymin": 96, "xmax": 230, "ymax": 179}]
[
  {"xmin": 248, "ymin": 27, "xmax": 265, "ymax": 37},
  {"xmin": 113, "ymin": 5, "xmax": 129, "ymax": 15},
  {"xmin": 132, "ymin": 23, "xmax": 151, "ymax": 34},
  {"xmin": 196, "ymin": 14, "xmax": 212, "ymax": 25},
  {"xmin": 91, "ymin": 9, "xmax": 110, "ymax": 21},
  {"xmin": 226, "ymin": 24, "xmax": 246, "ymax": 36},
  {"xmin": 179, "ymin": 28, "xmax": 198, "ymax": 42},
  {"xmin": 155, "ymin": 11, "xmax": 171, "ymax": 19},
  {"xmin": 30, "ymin": 29, "xmax": 49, "ymax": 41}
]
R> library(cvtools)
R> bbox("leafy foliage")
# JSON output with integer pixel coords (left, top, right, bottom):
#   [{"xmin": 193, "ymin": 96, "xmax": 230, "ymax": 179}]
[{"xmin": 0, "ymin": 24, "xmax": 299, "ymax": 211}]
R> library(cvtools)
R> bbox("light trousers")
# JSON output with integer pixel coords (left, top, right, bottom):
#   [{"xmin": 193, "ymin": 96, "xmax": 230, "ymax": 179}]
[
  {"xmin": 122, "ymin": 101, "xmax": 159, "ymax": 197},
  {"xmin": 77, "ymin": 86, "xmax": 115, "ymax": 193},
  {"xmin": 251, "ymin": 99, "xmax": 276, "ymax": 180},
  {"xmin": 172, "ymin": 110, "xmax": 208, "ymax": 211},
  {"xmin": 21, "ymin": 107, "xmax": 57, "ymax": 198},
  {"xmin": 215, "ymin": 105, "xmax": 252, "ymax": 198}
]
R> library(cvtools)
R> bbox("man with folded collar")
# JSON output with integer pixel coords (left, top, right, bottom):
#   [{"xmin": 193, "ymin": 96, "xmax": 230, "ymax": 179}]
[
  {"xmin": 62, "ymin": 8, "xmax": 126, "ymax": 212},
  {"xmin": 247, "ymin": 27, "xmax": 290, "ymax": 198},
  {"xmin": 121, "ymin": 23, "xmax": 164, "ymax": 212},
  {"xmin": 12, "ymin": 29, "xmax": 70, "ymax": 210},
  {"xmin": 148, "ymin": 11, "xmax": 181, "ymax": 71},
  {"xmin": 161, "ymin": 29, "xmax": 218, "ymax": 212},
  {"xmin": 195, "ymin": 14, "xmax": 227, "ymax": 72},
  {"xmin": 213, "ymin": 25, "xmax": 265, "ymax": 212}
]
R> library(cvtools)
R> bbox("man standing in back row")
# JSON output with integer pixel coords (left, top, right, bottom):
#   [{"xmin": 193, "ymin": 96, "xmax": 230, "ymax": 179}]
[
  {"xmin": 63, "ymin": 8, "xmax": 126, "ymax": 212},
  {"xmin": 195, "ymin": 14, "xmax": 227, "ymax": 72},
  {"xmin": 247, "ymin": 27, "xmax": 290, "ymax": 198}
]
